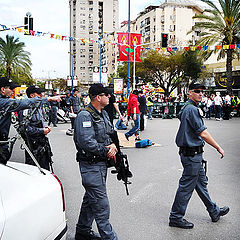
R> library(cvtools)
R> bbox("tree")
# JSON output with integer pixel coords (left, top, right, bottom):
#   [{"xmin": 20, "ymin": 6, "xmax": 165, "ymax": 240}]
[
  {"xmin": 0, "ymin": 35, "xmax": 32, "ymax": 79},
  {"xmin": 192, "ymin": 0, "xmax": 240, "ymax": 94}
]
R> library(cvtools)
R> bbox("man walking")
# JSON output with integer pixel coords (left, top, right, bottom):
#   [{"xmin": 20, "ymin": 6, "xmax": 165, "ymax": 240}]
[
  {"xmin": 74, "ymin": 83, "xmax": 118, "ymax": 240},
  {"xmin": 169, "ymin": 82, "xmax": 229, "ymax": 229},
  {"xmin": 125, "ymin": 90, "xmax": 141, "ymax": 141}
]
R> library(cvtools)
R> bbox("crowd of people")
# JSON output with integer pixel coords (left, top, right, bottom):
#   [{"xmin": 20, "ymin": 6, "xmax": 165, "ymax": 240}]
[{"xmin": 0, "ymin": 77, "xmax": 235, "ymax": 240}]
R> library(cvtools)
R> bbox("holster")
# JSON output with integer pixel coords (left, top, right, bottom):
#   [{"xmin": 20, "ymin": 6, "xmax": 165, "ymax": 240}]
[{"xmin": 179, "ymin": 146, "xmax": 204, "ymax": 157}]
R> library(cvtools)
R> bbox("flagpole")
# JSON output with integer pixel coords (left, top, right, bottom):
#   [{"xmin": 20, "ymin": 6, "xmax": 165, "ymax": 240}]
[
  {"xmin": 127, "ymin": 0, "xmax": 131, "ymax": 97},
  {"xmin": 133, "ymin": 43, "xmax": 136, "ymax": 90}
]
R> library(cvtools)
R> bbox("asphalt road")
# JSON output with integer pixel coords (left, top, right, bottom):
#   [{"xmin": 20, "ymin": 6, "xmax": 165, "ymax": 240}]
[{"xmin": 10, "ymin": 117, "xmax": 240, "ymax": 240}]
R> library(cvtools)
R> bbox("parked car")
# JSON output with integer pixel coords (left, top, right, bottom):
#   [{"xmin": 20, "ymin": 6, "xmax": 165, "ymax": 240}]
[{"xmin": 0, "ymin": 162, "xmax": 67, "ymax": 240}]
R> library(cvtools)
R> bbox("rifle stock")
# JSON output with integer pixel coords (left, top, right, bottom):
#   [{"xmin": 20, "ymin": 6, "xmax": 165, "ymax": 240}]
[{"xmin": 109, "ymin": 130, "xmax": 132, "ymax": 195}]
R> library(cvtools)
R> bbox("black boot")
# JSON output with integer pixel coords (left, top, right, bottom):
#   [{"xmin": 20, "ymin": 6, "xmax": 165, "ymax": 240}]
[{"xmin": 75, "ymin": 230, "xmax": 101, "ymax": 240}]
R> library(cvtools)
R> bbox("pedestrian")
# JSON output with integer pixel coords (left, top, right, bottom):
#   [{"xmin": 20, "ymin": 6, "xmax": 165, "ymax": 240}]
[
  {"xmin": 205, "ymin": 95, "xmax": 213, "ymax": 119},
  {"xmin": 0, "ymin": 77, "xmax": 62, "ymax": 165},
  {"xmin": 222, "ymin": 92, "xmax": 231, "ymax": 120},
  {"xmin": 125, "ymin": 90, "xmax": 141, "ymax": 141},
  {"xmin": 214, "ymin": 92, "xmax": 223, "ymax": 120},
  {"xmin": 18, "ymin": 85, "xmax": 53, "ymax": 171},
  {"xmin": 169, "ymin": 81, "xmax": 229, "ymax": 229},
  {"xmin": 104, "ymin": 83, "xmax": 123, "ymax": 125},
  {"xmin": 48, "ymin": 89, "xmax": 59, "ymax": 127},
  {"xmin": 69, "ymin": 88, "xmax": 81, "ymax": 131},
  {"xmin": 74, "ymin": 83, "xmax": 118, "ymax": 240},
  {"xmin": 138, "ymin": 90, "xmax": 147, "ymax": 131}
]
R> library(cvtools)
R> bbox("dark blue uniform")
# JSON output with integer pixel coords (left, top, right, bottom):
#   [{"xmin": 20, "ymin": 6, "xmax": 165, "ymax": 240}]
[
  {"xmin": 0, "ymin": 94, "xmax": 42, "ymax": 164},
  {"xmin": 169, "ymin": 100, "xmax": 220, "ymax": 222},
  {"xmin": 48, "ymin": 100, "xmax": 59, "ymax": 126},
  {"xmin": 74, "ymin": 103, "xmax": 118, "ymax": 240},
  {"xmin": 18, "ymin": 102, "xmax": 53, "ymax": 171}
]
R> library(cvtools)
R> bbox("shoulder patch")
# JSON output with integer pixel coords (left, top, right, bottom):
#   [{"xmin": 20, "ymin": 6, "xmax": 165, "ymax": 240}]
[{"xmin": 83, "ymin": 121, "xmax": 91, "ymax": 127}]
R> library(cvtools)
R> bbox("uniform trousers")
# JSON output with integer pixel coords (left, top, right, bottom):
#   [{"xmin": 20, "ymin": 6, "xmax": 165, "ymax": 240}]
[
  {"xmin": 170, "ymin": 153, "xmax": 220, "ymax": 221},
  {"xmin": 76, "ymin": 161, "xmax": 118, "ymax": 240}
]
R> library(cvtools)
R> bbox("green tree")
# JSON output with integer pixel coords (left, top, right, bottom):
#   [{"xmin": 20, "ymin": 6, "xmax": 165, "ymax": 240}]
[
  {"xmin": 192, "ymin": 0, "xmax": 240, "ymax": 94},
  {"xmin": 0, "ymin": 35, "xmax": 32, "ymax": 79}
]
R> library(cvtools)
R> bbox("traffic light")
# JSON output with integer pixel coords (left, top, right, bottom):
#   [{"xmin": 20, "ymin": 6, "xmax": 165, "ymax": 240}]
[
  {"xmin": 24, "ymin": 13, "xmax": 33, "ymax": 34},
  {"xmin": 161, "ymin": 33, "xmax": 168, "ymax": 48}
]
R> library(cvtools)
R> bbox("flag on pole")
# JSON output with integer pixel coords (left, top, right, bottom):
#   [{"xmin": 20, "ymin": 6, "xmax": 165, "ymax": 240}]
[{"xmin": 117, "ymin": 33, "xmax": 142, "ymax": 62}]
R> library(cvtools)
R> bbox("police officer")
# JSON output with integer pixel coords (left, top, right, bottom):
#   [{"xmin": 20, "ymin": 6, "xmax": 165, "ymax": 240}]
[
  {"xmin": 169, "ymin": 82, "xmax": 229, "ymax": 229},
  {"xmin": 74, "ymin": 83, "xmax": 118, "ymax": 240},
  {"xmin": 0, "ymin": 77, "xmax": 62, "ymax": 165},
  {"xmin": 18, "ymin": 85, "xmax": 53, "ymax": 171},
  {"xmin": 48, "ymin": 89, "xmax": 59, "ymax": 127},
  {"xmin": 70, "ymin": 88, "xmax": 81, "ymax": 130}
]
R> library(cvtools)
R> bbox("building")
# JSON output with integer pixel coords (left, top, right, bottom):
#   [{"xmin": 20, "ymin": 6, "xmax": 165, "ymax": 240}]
[
  {"xmin": 69, "ymin": 0, "xmax": 119, "ymax": 85},
  {"xmin": 120, "ymin": 0, "xmax": 203, "ymax": 49}
]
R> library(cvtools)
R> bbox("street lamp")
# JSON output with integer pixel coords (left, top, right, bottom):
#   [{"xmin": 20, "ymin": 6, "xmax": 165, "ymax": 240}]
[{"xmin": 68, "ymin": 50, "xmax": 76, "ymax": 94}]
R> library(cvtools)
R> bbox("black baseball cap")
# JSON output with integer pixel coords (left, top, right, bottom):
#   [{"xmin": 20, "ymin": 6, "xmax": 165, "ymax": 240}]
[
  {"xmin": 89, "ymin": 83, "xmax": 112, "ymax": 96},
  {"xmin": 0, "ymin": 77, "xmax": 20, "ymax": 89},
  {"xmin": 26, "ymin": 85, "xmax": 45, "ymax": 97},
  {"xmin": 189, "ymin": 81, "xmax": 206, "ymax": 90}
]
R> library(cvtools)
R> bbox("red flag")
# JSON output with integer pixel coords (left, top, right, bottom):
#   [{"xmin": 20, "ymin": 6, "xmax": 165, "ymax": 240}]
[{"xmin": 117, "ymin": 33, "xmax": 142, "ymax": 62}]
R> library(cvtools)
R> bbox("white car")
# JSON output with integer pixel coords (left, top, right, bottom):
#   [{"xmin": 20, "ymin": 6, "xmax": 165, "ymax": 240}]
[{"xmin": 0, "ymin": 162, "xmax": 67, "ymax": 240}]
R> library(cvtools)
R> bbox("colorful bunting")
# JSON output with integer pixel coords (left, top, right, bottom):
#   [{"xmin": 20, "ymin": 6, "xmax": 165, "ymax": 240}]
[{"xmin": 1, "ymin": 24, "xmax": 240, "ymax": 56}]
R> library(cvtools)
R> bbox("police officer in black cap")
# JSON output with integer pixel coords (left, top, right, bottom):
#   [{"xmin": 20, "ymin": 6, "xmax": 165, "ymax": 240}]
[
  {"xmin": 18, "ymin": 85, "xmax": 53, "ymax": 171},
  {"xmin": 0, "ymin": 77, "xmax": 62, "ymax": 165},
  {"xmin": 74, "ymin": 83, "xmax": 118, "ymax": 240},
  {"xmin": 169, "ymin": 81, "xmax": 229, "ymax": 229}
]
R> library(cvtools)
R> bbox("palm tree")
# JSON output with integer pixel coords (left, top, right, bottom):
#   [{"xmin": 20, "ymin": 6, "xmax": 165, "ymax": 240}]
[
  {"xmin": 192, "ymin": 0, "xmax": 240, "ymax": 94},
  {"xmin": 0, "ymin": 35, "xmax": 32, "ymax": 79}
]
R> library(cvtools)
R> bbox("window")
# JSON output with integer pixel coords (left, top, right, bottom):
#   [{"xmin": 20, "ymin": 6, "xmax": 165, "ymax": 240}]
[
  {"xmin": 145, "ymin": 17, "xmax": 150, "ymax": 25},
  {"xmin": 89, "ymin": 1, "xmax": 93, "ymax": 4},
  {"xmin": 80, "ymin": 55, "xmax": 85, "ymax": 58},
  {"xmin": 145, "ymin": 26, "xmax": 150, "ymax": 32},
  {"xmin": 140, "ymin": 20, "xmax": 145, "ymax": 28}
]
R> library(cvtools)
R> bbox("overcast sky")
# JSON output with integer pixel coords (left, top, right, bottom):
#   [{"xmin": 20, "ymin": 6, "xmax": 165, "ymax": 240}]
[{"xmin": 0, "ymin": 0, "xmax": 167, "ymax": 79}]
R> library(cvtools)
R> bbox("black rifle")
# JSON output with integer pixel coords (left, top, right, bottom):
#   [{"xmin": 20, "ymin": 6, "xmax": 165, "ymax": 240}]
[
  {"xmin": 202, "ymin": 159, "xmax": 208, "ymax": 180},
  {"xmin": 17, "ymin": 102, "xmax": 54, "ymax": 173},
  {"xmin": 109, "ymin": 130, "xmax": 133, "ymax": 195}
]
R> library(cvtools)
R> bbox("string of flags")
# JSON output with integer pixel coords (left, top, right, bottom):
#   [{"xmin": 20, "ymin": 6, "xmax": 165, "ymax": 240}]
[{"xmin": 1, "ymin": 24, "xmax": 240, "ymax": 52}]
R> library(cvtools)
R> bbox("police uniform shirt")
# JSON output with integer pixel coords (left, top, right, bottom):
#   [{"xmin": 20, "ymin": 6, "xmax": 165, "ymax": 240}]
[
  {"xmin": 74, "ymin": 103, "xmax": 113, "ymax": 159},
  {"xmin": 70, "ymin": 95, "xmax": 81, "ymax": 113},
  {"xmin": 0, "ymin": 94, "xmax": 44, "ymax": 139},
  {"xmin": 176, "ymin": 100, "xmax": 207, "ymax": 148}
]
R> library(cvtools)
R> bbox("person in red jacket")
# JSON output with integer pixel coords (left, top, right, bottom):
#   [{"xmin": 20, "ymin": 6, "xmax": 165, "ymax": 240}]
[{"xmin": 125, "ymin": 90, "xmax": 141, "ymax": 141}]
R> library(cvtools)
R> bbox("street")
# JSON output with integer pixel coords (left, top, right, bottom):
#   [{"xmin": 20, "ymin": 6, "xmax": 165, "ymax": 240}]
[{"xmin": 10, "ymin": 118, "xmax": 240, "ymax": 240}]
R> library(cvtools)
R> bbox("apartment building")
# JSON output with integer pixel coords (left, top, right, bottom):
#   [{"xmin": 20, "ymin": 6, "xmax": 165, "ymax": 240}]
[
  {"xmin": 120, "ymin": 0, "xmax": 203, "ymax": 49},
  {"xmin": 69, "ymin": 0, "xmax": 119, "ymax": 85}
]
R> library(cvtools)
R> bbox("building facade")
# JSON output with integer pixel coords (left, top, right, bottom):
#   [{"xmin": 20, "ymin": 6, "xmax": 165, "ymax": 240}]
[
  {"xmin": 69, "ymin": 0, "xmax": 119, "ymax": 85},
  {"xmin": 120, "ymin": 0, "xmax": 203, "ymax": 49}
]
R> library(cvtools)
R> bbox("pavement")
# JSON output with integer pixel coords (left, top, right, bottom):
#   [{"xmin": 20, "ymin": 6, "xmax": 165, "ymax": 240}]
[{"xmin": 10, "ymin": 117, "xmax": 240, "ymax": 240}]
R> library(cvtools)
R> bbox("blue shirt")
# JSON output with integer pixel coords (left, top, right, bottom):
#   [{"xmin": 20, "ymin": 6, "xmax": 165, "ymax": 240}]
[
  {"xmin": 0, "ymin": 95, "xmax": 45, "ymax": 139},
  {"xmin": 176, "ymin": 100, "xmax": 207, "ymax": 147},
  {"xmin": 74, "ymin": 103, "xmax": 113, "ymax": 159}
]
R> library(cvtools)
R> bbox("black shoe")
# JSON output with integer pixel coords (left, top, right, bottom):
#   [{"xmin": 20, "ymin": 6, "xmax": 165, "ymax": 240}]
[
  {"xmin": 75, "ymin": 230, "xmax": 101, "ymax": 240},
  {"xmin": 169, "ymin": 219, "xmax": 194, "ymax": 229},
  {"xmin": 125, "ymin": 134, "xmax": 129, "ymax": 141},
  {"xmin": 211, "ymin": 206, "xmax": 230, "ymax": 222},
  {"xmin": 53, "ymin": 124, "xmax": 57, "ymax": 127}
]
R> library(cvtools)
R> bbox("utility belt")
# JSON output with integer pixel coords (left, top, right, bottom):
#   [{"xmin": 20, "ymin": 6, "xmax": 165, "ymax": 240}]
[
  {"xmin": 76, "ymin": 151, "xmax": 107, "ymax": 164},
  {"xmin": 179, "ymin": 146, "xmax": 204, "ymax": 157}
]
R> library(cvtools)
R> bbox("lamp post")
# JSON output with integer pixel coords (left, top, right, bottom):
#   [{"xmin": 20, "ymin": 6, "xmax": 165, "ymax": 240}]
[{"xmin": 69, "ymin": 50, "xmax": 76, "ymax": 94}]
